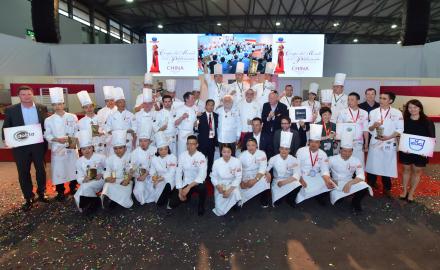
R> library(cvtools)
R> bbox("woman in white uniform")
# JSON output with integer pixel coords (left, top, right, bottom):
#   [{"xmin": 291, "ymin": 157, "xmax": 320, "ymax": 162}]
[
  {"xmin": 97, "ymin": 86, "xmax": 117, "ymax": 156},
  {"xmin": 148, "ymin": 132, "xmax": 178, "ymax": 207},
  {"xmin": 265, "ymin": 131, "xmax": 303, "ymax": 207},
  {"xmin": 74, "ymin": 130, "xmax": 106, "ymax": 215},
  {"xmin": 211, "ymin": 144, "xmax": 242, "ymax": 216},
  {"xmin": 295, "ymin": 124, "xmax": 336, "ymax": 205},
  {"xmin": 76, "ymin": 91, "xmax": 106, "ymax": 156},
  {"xmin": 238, "ymin": 138, "xmax": 270, "ymax": 208},
  {"xmin": 365, "ymin": 92, "xmax": 404, "ymax": 197},
  {"xmin": 329, "ymin": 131, "xmax": 372, "ymax": 213},
  {"xmin": 44, "ymin": 87, "xmax": 79, "ymax": 201},
  {"xmin": 301, "ymin": 82, "xmax": 321, "ymax": 122},
  {"xmin": 101, "ymin": 130, "xmax": 134, "ymax": 210},
  {"xmin": 131, "ymin": 125, "xmax": 157, "ymax": 205}
]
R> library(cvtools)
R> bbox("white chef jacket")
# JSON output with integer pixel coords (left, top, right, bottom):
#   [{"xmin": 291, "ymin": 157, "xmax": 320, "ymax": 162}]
[
  {"xmin": 216, "ymin": 106, "xmax": 241, "ymax": 143},
  {"xmin": 204, "ymin": 74, "xmax": 228, "ymax": 109},
  {"xmin": 238, "ymin": 100, "xmax": 261, "ymax": 133},
  {"xmin": 253, "ymin": 80, "xmax": 275, "ymax": 107},
  {"xmin": 175, "ymin": 150, "xmax": 207, "ymax": 189},
  {"xmin": 228, "ymin": 81, "xmax": 250, "ymax": 105},
  {"xmin": 76, "ymin": 114, "xmax": 106, "ymax": 155},
  {"xmin": 331, "ymin": 93, "xmax": 348, "ymax": 122}
]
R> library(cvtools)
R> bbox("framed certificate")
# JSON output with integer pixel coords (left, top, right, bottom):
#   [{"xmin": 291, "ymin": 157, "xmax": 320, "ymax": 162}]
[
  {"xmin": 289, "ymin": 106, "xmax": 312, "ymax": 123},
  {"xmin": 3, "ymin": 124, "xmax": 44, "ymax": 148},
  {"xmin": 399, "ymin": 133, "xmax": 436, "ymax": 157}
]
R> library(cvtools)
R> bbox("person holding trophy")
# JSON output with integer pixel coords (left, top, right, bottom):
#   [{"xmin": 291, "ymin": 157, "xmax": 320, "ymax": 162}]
[
  {"xmin": 365, "ymin": 92, "xmax": 404, "ymax": 197},
  {"xmin": 44, "ymin": 87, "xmax": 79, "ymax": 201}
]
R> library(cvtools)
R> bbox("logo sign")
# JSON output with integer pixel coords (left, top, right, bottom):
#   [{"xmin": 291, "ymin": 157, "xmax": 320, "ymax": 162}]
[
  {"xmin": 13, "ymin": 130, "xmax": 33, "ymax": 141},
  {"xmin": 295, "ymin": 109, "xmax": 307, "ymax": 120},
  {"xmin": 4, "ymin": 124, "xmax": 44, "ymax": 148},
  {"xmin": 408, "ymin": 137, "xmax": 425, "ymax": 151}
]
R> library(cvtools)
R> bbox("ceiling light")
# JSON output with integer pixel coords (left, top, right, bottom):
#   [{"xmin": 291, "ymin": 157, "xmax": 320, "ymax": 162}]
[
  {"xmin": 275, "ymin": 22, "xmax": 281, "ymax": 26},
  {"xmin": 217, "ymin": 22, "xmax": 222, "ymax": 26},
  {"xmin": 157, "ymin": 24, "xmax": 163, "ymax": 29},
  {"xmin": 397, "ymin": 40, "xmax": 402, "ymax": 44},
  {"xmin": 333, "ymin": 22, "xmax": 340, "ymax": 27},
  {"xmin": 126, "ymin": 0, "xmax": 133, "ymax": 2},
  {"xmin": 353, "ymin": 38, "xmax": 358, "ymax": 43},
  {"xmin": 391, "ymin": 24, "xmax": 398, "ymax": 29}
]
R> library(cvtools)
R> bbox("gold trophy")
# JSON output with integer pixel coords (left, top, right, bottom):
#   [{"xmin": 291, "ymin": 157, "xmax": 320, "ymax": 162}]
[
  {"xmin": 91, "ymin": 122, "xmax": 99, "ymax": 137},
  {"xmin": 139, "ymin": 167, "xmax": 147, "ymax": 176},
  {"xmin": 87, "ymin": 167, "xmax": 97, "ymax": 180},
  {"xmin": 248, "ymin": 60, "xmax": 259, "ymax": 76},
  {"xmin": 375, "ymin": 126, "xmax": 384, "ymax": 139},
  {"xmin": 111, "ymin": 171, "xmax": 116, "ymax": 179},
  {"xmin": 66, "ymin": 135, "xmax": 77, "ymax": 149}
]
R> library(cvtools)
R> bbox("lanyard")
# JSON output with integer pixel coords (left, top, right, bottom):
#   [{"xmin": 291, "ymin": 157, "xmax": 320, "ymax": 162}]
[
  {"xmin": 309, "ymin": 150, "xmax": 319, "ymax": 168},
  {"xmin": 380, "ymin": 108, "xmax": 390, "ymax": 124},
  {"xmin": 237, "ymin": 82, "xmax": 243, "ymax": 93},
  {"xmin": 348, "ymin": 108, "xmax": 360, "ymax": 123},
  {"xmin": 333, "ymin": 94, "xmax": 343, "ymax": 104},
  {"xmin": 322, "ymin": 120, "xmax": 331, "ymax": 137},
  {"xmin": 308, "ymin": 101, "xmax": 315, "ymax": 112},
  {"xmin": 285, "ymin": 96, "xmax": 291, "ymax": 107}
]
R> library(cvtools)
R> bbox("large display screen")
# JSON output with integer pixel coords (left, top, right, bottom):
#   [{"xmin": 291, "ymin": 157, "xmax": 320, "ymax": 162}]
[{"xmin": 146, "ymin": 33, "xmax": 324, "ymax": 77}]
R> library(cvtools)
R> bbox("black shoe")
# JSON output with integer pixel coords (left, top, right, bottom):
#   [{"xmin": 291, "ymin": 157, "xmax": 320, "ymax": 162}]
[
  {"xmin": 368, "ymin": 181, "xmax": 379, "ymax": 189},
  {"xmin": 198, "ymin": 205, "xmax": 205, "ymax": 216},
  {"xmin": 383, "ymin": 190, "xmax": 393, "ymax": 199},
  {"xmin": 21, "ymin": 200, "xmax": 33, "ymax": 212},
  {"xmin": 37, "ymin": 195, "xmax": 50, "ymax": 203},
  {"xmin": 69, "ymin": 188, "xmax": 77, "ymax": 196},
  {"xmin": 351, "ymin": 204, "xmax": 363, "ymax": 215},
  {"xmin": 55, "ymin": 193, "xmax": 66, "ymax": 202}
]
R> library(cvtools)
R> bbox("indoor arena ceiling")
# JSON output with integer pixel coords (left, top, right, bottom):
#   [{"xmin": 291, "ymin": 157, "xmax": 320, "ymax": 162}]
[{"xmin": 78, "ymin": 0, "xmax": 440, "ymax": 44}]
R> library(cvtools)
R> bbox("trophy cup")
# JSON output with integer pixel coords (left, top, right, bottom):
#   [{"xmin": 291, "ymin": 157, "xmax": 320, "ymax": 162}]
[
  {"xmin": 66, "ymin": 135, "xmax": 77, "ymax": 149},
  {"xmin": 248, "ymin": 60, "xmax": 259, "ymax": 76},
  {"xmin": 87, "ymin": 167, "xmax": 97, "ymax": 180},
  {"xmin": 111, "ymin": 171, "xmax": 116, "ymax": 179},
  {"xmin": 375, "ymin": 126, "xmax": 384, "ymax": 139},
  {"xmin": 91, "ymin": 122, "xmax": 99, "ymax": 137},
  {"xmin": 139, "ymin": 167, "xmax": 147, "ymax": 176}
]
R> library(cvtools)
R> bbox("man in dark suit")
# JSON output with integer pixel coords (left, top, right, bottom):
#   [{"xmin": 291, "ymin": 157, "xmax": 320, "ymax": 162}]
[
  {"xmin": 273, "ymin": 116, "xmax": 301, "ymax": 156},
  {"xmin": 261, "ymin": 91, "xmax": 289, "ymax": 139},
  {"xmin": 196, "ymin": 99, "xmax": 218, "ymax": 176},
  {"xmin": 242, "ymin": 117, "xmax": 273, "ymax": 158},
  {"xmin": 290, "ymin": 96, "xmax": 310, "ymax": 147},
  {"xmin": 2, "ymin": 85, "xmax": 49, "ymax": 211}
]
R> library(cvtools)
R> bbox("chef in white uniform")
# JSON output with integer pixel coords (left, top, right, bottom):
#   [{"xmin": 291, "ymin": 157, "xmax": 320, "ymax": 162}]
[
  {"xmin": 104, "ymin": 87, "xmax": 136, "ymax": 153},
  {"xmin": 170, "ymin": 135, "xmax": 207, "ymax": 216},
  {"xmin": 74, "ymin": 130, "xmax": 106, "ymax": 215},
  {"xmin": 329, "ymin": 131, "xmax": 373, "ymax": 213},
  {"xmin": 134, "ymin": 73, "xmax": 155, "ymax": 112},
  {"xmin": 238, "ymin": 88, "xmax": 261, "ymax": 143},
  {"xmin": 153, "ymin": 94, "xmax": 177, "ymax": 155},
  {"xmin": 76, "ymin": 91, "xmax": 106, "ymax": 156},
  {"xmin": 44, "ymin": 87, "xmax": 79, "ymax": 201},
  {"xmin": 253, "ymin": 62, "xmax": 276, "ymax": 107},
  {"xmin": 204, "ymin": 63, "xmax": 228, "ymax": 110},
  {"xmin": 295, "ymin": 124, "xmax": 336, "ymax": 205},
  {"xmin": 131, "ymin": 123, "xmax": 157, "ymax": 205},
  {"xmin": 365, "ymin": 92, "xmax": 404, "ymax": 197},
  {"xmin": 148, "ymin": 132, "xmax": 178, "ymax": 207},
  {"xmin": 101, "ymin": 130, "xmax": 134, "ymax": 210},
  {"xmin": 165, "ymin": 79, "xmax": 184, "ymax": 111},
  {"xmin": 97, "ymin": 86, "xmax": 117, "ymax": 156},
  {"xmin": 301, "ymin": 83, "xmax": 321, "ymax": 122},
  {"xmin": 331, "ymin": 73, "xmax": 348, "ymax": 122},
  {"xmin": 265, "ymin": 131, "xmax": 303, "ymax": 207},
  {"xmin": 228, "ymin": 62, "xmax": 250, "ymax": 105},
  {"xmin": 280, "ymin": 84, "xmax": 294, "ymax": 108},
  {"xmin": 211, "ymin": 144, "xmax": 242, "ymax": 216},
  {"xmin": 192, "ymin": 79, "xmax": 205, "ymax": 114},
  {"xmin": 336, "ymin": 92, "xmax": 369, "ymax": 165},
  {"xmin": 238, "ymin": 137, "xmax": 270, "ymax": 207},
  {"xmin": 133, "ymin": 88, "xmax": 155, "ymax": 148},
  {"xmin": 216, "ymin": 95, "xmax": 241, "ymax": 156},
  {"xmin": 174, "ymin": 92, "xmax": 198, "ymax": 157}
]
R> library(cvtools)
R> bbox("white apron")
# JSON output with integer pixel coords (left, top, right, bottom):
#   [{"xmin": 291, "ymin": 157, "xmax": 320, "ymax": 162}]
[
  {"xmin": 295, "ymin": 175, "xmax": 333, "ymax": 204},
  {"xmin": 238, "ymin": 150, "xmax": 269, "ymax": 206},
  {"xmin": 239, "ymin": 178, "xmax": 270, "ymax": 206},
  {"xmin": 74, "ymin": 180, "xmax": 104, "ymax": 209},
  {"xmin": 330, "ymin": 181, "xmax": 373, "ymax": 205},
  {"xmin": 101, "ymin": 181, "xmax": 134, "ymax": 208},
  {"xmin": 272, "ymin": 178, "xmax": 302, "ymax": 205}
]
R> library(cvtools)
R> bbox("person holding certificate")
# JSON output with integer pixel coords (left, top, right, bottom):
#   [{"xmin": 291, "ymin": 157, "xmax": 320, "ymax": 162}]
[
  {"xmin": 318, "ymin": 107, "xmax": 337, "ymax": 157},
  {"xmin": 399, "ymin": 99, "xmax": 436, "ymax": 202},
  {"xmin": 2, "ymin": 85, "xmax": 49, "ymax": 211}
]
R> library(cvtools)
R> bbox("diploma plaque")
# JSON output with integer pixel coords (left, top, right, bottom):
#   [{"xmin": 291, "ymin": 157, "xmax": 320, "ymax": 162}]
[
  {"xmin": 375, "ymin": 126, "xmax": 384, "ymax": 139},
  {"xmin": 87, "ymin": 168, "xmax": 97, "ymax": 179},
  {"xmin": 66, "ymin": 136, "xmax": 77, "ymax": 149},
  {"xmin": 91, "ymin": 124, "xmax": 99, "ymax": 137}
]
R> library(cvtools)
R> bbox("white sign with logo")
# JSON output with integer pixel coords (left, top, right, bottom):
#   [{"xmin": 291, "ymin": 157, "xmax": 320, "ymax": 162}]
[
  {"xmin": 335, "ymin": 123, "xmax": 357, "ymax": 140},
  {"xmin": 289, "ymin": 106, "xmax": 312, "ymax": 123},
  {"xmin": 3, "ymin": 124, "xmax": 44, "ymax": 148},
  {"xmin": 399, "ymin": 133, "xmax": 436, "ymax": 157}
]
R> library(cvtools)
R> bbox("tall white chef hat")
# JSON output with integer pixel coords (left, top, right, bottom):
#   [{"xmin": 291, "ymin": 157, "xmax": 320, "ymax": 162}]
[
  {"xmin": 334, "ymin": 73, "xmax": 346, "ymax": 86},
  {"xmin": 49, "ymin": 87, "xmax": 64, "ymax": 104},
  {"xmin": 113, "ymin": 87, "xmax": 125, "ymax": 101},
  {"xmin": 265, "ymin": 62, "xmax": 275, "ymax": 74},
  {"xmin": 137, "ymin": 123, "xmax": 152, "ymax": 140},
  {"xmin": 320, "ymin": 89, "xmax": 333, "ymax": 103},
  {"xmin": 77, "ymin": 90, "xmax": 93, "ymax": 107},
  {"xmin": 193, "ymin": 80, "xmax": 201, "ymax": 91},
  {"xmin": 280, "ymin": 131, "xmax": 293, "ymax": 148},
  {"xmin": 309, "ymin": 83, "xmax": 319, "ymax": 95},
  {"xmin": 340, "ymin": 129, "xmax": 354, "ymax": 149},
  {"xmin": 309, "ymin": 124, "xmax": 323, "ymax": 141},
  {"xmin": 144, "ymin": 73, "xmax": 154, "ymax": 85},
  {"xmin": 112, "ymin": 130, "xmax": 127, "ymax": 147},
  {"xmin": 142, "ymin": 88, "xmax": 153, "ymax": 103},
  {"xmin": 236, "ymin": 62, "xmax": 244, "ymax": 74},
  {"xmin": 103, "ymin": 86, "xmax": 115, "ymax": 100},
  {"xmin": 214, "ymin": 63, "xmax": 223, "ymax": 75},
  {"xmin": 154, "ymin": 131, "xmax": 169, "ymax": 148},
  {"xmin": 166, "ymin": 79, "xmax": 176, "ymax": 93},
  {"xmin": 77, "ymin": 129, "xmax": 93, "ymax": 148}
]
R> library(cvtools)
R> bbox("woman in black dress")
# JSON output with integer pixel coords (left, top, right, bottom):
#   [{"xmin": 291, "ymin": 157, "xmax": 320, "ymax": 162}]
[{"xmin": 399, "ymin": 99, "xmax": 435, "ymax": 202}]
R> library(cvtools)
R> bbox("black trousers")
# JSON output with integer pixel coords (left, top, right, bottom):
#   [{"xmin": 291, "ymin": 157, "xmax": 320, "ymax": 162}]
[
  {"xmin": 79, "ymin": 196, "xmax": 101, "ymax": 212},
  {"xmin": 56, "ymin": 180, "xmax": 78, "ymax": 194},
  {"xmin": 169, "ymin": 183, "xmax": 207, "ymax": 209},
  {"xmin": 157, "ymin": 183, "xmax": 172, "ymax": 206},
  {"xmin": 12, "ymin": 143, "xmax": 47, "ymax": 200},
  {"xmin": 198, "ymin": 139, "xmax": 216, "ymax": 176},
  {"xmin": 219, "ymin": 143, "xmax": 236, "ymax": 157},
  {"xmin": 274, "ymin": 186, "xmax": 302, "ymax": 206},
  {"xmin": 367, "ymin": 173, "xmax": 391, "ymax": 191},
  {"xmin": 351, "ymin": 188, "xmax": 368, "ymax": 208}
]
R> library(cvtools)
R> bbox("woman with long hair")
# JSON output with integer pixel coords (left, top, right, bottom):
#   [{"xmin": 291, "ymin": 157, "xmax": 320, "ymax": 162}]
[{"xmin": 399, "ymin": 99, "xmax": 435, "ymax": 202}]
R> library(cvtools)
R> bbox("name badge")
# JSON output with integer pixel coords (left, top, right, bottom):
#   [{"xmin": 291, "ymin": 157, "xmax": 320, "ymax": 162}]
[{"xmin": 209, "ymin": 130, "xmax": 215, "ymax": 139}]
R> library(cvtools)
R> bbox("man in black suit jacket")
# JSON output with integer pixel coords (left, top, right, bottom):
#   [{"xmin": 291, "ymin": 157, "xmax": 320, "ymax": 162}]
[
  {"xmin": 273, "ymin": 116, "xmax": 301, "ymax": 156},
  {"xmin": 2, "ymin": 85, "xmax": 49, "ymax": 211},
  {"xmin": 196, "ymin": 99, "xmax": 218, "ymax": 176},
  {"xmin": 290, "ymin": 96, "xmax": 310, "ymax": 147},
  {"xmin": 242, "ymin": 117, "xmax": 273, "ymax": 158},
  {"xmin": 261, "ymin": 91, "xmax": 289, "ymax": 138}
]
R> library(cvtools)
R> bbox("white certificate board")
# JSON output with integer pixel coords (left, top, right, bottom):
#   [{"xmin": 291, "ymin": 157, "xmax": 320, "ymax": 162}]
[
  {"xmin": 335, "ymin": 123, "xmax": 357, "ymax": 140},
  {"xmin": 3, "ymin": 124, "xmax": 44, "ymax": 148},
  {"xmin": 289, "ymin": 106, "xmax": 312, "ymax": 123},
  {"xmin": 399, "ymin": 133, "xmax": 436, "ymax": 157}
]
